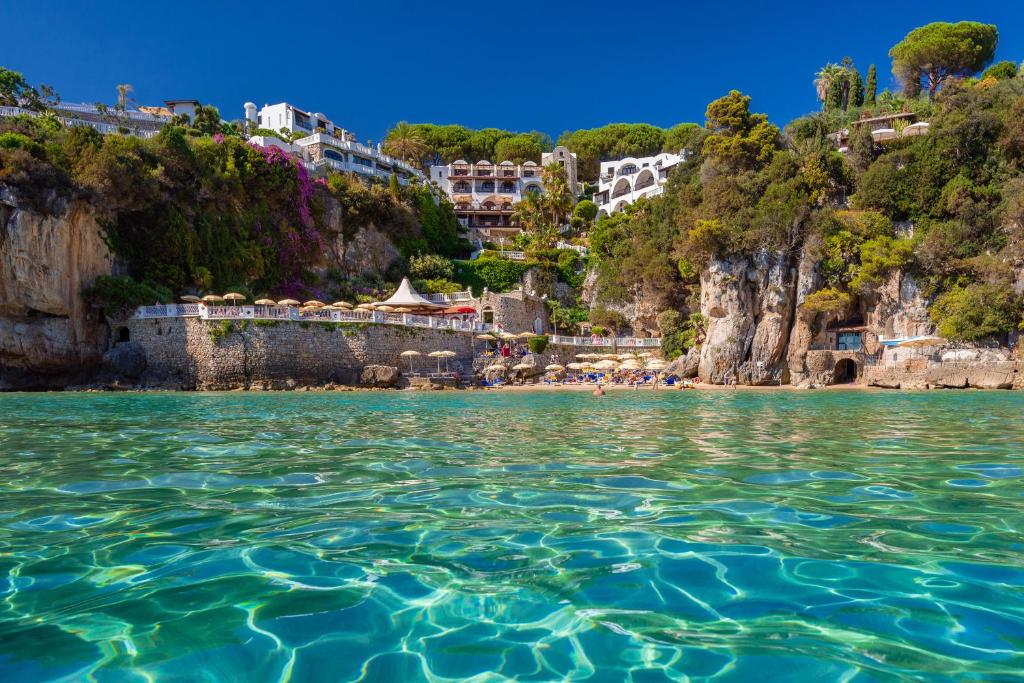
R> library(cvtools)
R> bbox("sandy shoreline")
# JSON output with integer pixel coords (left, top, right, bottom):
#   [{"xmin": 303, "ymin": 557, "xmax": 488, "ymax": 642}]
[{"xmin": 466, "ymin": 381, "xmax": 872, "ymax": 392}]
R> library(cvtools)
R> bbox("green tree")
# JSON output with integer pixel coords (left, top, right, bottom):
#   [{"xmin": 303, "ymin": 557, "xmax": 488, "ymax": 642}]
[
  {"xmin": 0, "ymin": 67, "xmax": 54, "ymax": 111},
  {"xmin": 889, "ymin": 21, "xmax": 998, "ymax": 99},
  {"xmin": 493, "ymin": 134, "xmax": 542, "ymax": 164},
  {"xmin": 981, "ymin": 60, "xmax": 1018, "ymax": 81},
  {"xmin": 865, "ymin": 64, "xmax": 878, "ymax": 104},
  {"xmin": 850, "ymin": 69, "xmax": 865, "ymax": 107},
  {"xmin": 930, "ymin": 283, "xmax": 1021, "ymax": 341}
]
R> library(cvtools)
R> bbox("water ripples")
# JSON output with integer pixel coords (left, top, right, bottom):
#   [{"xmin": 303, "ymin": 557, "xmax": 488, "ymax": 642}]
[{"xmin": 0, "ymin": 390, "xmax": 1022, "ymax": 680}]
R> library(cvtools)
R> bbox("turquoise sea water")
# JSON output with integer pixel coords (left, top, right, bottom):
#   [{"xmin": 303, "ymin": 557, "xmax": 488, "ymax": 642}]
[{"xmin": 0, "ymin": 390, "xmax": 1022, "ymax": 681}]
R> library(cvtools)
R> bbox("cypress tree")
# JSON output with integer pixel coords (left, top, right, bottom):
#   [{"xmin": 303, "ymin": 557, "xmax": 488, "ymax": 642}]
[
  {"xmin": 826, "ymin": 78, "xmax": 844, "ymax": 111},
  {"xmin": 865, "ymin": 64, "xmax": 877, "ymax": 105},
  {"xmin": 851, "ymin": 70, "xmax": 865, "ymax": 107}
]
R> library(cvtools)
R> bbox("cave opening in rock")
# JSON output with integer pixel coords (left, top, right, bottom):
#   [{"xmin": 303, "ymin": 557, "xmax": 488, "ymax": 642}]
[
  {"xmin": 833, "ymin": 358, "xmax": 857, "ymax": 384},
  {"xmin": 117, "ymin": 326, "xmax": 130, "ymax": 344}
]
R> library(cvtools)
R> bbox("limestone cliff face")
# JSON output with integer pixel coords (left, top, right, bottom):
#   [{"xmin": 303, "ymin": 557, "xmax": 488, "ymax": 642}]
[
  {"xmin": 698, "ymin": 253, "xmax": 797, "ymax": 384},
  {"xmin": 864, "ymin": 270, "xmax": 934, "ymax": 341},
  {"xmin": 0, "ymin": 189, "xmax": 113, "ymax": 388}
]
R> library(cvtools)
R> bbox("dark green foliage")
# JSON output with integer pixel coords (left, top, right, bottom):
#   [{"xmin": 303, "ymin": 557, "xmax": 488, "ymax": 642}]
[
  {"xmin": 930, "ymin": 283, "xmax": 1020, "ymax": 341},
  {"xmin": 453, "ymin": 255, "xmax": 530, "ymax": 293},
  {"xmin": 657, "ymin": 310, "xmax": 705, "ymax": 360},
  {"xmin": 83, "ymin": 275, "xmax": 172, "ymax": 317},
  {"xmin": 588, "ymin": 306, "xmax": 629, "ymax": 334},
  {"xmin": 982, "ymin": 61, "xmax": 1018, "ymax": 81},
  {"xmin": 527, "ymin": 335, "xmax": 549, "ymax": 354},
  {"xmin": 865, "ymin": 64, "xmax": 878, "ymax": 104},
  {"xmin": 209, "ymin": 320, "xmax": 234, "ymax": 344},
  {"xmin": 382, "ymin": 123, "xmax": 551, "ymax": 170},
  {"xmin": 409, "ymin": 253, "xmax": 454, "ymax": 281}
]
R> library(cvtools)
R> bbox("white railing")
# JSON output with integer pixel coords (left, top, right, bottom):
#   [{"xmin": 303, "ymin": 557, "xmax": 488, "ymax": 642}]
[
  {"xmin": 426, "ymin": 291, "xmax": 474, "ymax": 303},
  {"xmin": 556, "ymin": 241, "xmax": 588, "ymax": 255},
  {"xmin": 0, "ymin": 105, "xmax": 160, "ymax": 139},
  {"xmin": 293, "ymin": 133, "xmax": 421, "ymax": 176},
  {"xmin": 497, "ymin": 250, "xmax": 526, "ymax": 260},
  {"xmin": 133, "ymin": 304, "xmax": 493, "ymax": 333},
  {"xmin": 131, "ymin": 305, "xmax": 661, "ymax": 347},
  {"xmin": 548, "ymin": 334, "xmax": 661, "ymax": 348}
]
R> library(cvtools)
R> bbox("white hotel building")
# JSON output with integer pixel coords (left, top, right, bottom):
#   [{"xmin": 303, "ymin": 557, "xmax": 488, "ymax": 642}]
[
  {"xmin": 429, "ymin": 159, "xmax": 544, "ymax": 242},
  {"xmin": 592, "ymin": 151, "xmax": 686, "ymax": 216},
  {"xmin": 244, "ymin": 102, "xmax": 422, "ymax": 185},
  {"xmin": 429, "ymin": 146, "xmax": 577, "ymax": 242}
]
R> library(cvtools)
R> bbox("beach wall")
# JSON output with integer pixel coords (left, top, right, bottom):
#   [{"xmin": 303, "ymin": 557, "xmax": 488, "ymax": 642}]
[{"xmin": 126, "ymin": 318, "xmax": 475, "ymax": 390}]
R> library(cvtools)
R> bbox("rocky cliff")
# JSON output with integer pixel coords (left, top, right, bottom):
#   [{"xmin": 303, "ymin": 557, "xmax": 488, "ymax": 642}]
[
  {"xmin": 698, "ymin": 252, "xmax": 797, "ymax": 385},
  {"xmin": 0, "ymin": 189, "xmax": 113, "ymax": 389}
]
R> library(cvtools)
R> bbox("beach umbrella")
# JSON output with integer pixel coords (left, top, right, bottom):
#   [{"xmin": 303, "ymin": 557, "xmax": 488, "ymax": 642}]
[
  {"xmin": 376, "ymin": 305, "xmax": 395, "ymax": 312},
  {"xmin": 332, "ymin": 301, "xmax": 353, "ymax": 309},
  {"xmin": 476, "ymin": 333, "xmax": 496, "ymax": 341},
  {"xmin": 512, "ymin": 363, "xmax": 532, "ymax": 371},
  {"xmin": 500, "ymin": 332, "xmax": 518, "ymax": 340},
  {"xmin": 646, "ymin": 359, "xmax": 667, "ymax": 370},
  {"xmin": 254, "ymin": 298, "xmax": 276, "ymax": 306},
  {"xmin": 428, "ymin": 350, "xmax": 456, "ymax": 372},
  {"xmin": 393, "ymin": 307, "xmax": 412, "ymax": 313},
  {"xmin": 545, "ymin": 364, "xmax": 564, "ymax": 371},
  {"xmin": 303, "ymin": 300, "xmax": 325, "ymax": 308},
  {"xmin": 277, "ymin": 299, "xmax": 300, "ymax": 306},
  {"xmin": 201, "ymin": 294, "xmax": 224, "ymax": 303},
  {"xmin": 223, "ymin": 293, "xmax": 246, "ymax": 304},
  {"xmin": 566, "ymin": 362, "xmax": 585, "ymax": 370},
  {"xmin": 400, "ymin": 350, "xmax": 420, "ymax": 373},
  {"xmin": 594, "ymin": 360, "xmax": 619, "ymax": 370},
  {"xmin": 517, "ymin": 332, "xmax": 537, "ymax": 339},
  {"xmin": 638, "ymin": 352, "xmax": 652, "ymax": 358},
  {"xmin": 180, "ymin": 295, "xmax": 201, "ymax": 303},
  {"xmin": 356, "ymin": 303, "xmax": 375, "ymax": 310}
]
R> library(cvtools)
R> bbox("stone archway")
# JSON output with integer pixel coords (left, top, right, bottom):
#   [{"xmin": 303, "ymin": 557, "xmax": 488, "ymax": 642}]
[
  {"xmin": 833, "ymin": 358, "xmax": 858, "ymax": 384},
  {"xmin": 117, "ymin": 326, "xmax": 131, "ymax": 344}
]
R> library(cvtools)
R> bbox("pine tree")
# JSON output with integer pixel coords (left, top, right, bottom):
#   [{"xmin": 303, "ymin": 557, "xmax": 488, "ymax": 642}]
[{"xmin": 865, "ymin": 64, "xmax": 877, "ymax": 105}]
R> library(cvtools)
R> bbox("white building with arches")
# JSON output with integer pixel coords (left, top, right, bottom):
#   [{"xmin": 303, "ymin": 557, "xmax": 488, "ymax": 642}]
[
  {"xmin": 592, "ymin": 151, "xmax": 687, "ymax": 216},
  {"xmin": 429, "ymin": 160, "xmax": 546, "ymax": 242}
]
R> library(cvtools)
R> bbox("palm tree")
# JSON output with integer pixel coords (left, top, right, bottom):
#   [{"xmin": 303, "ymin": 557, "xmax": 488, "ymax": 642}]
[
  {"xmin": 383, "ymin": 122, "xmax": 428, "ymax": 164},
  {"xmin": 115, "ymin": 84, "xmax": 133, "ymax": 110}
]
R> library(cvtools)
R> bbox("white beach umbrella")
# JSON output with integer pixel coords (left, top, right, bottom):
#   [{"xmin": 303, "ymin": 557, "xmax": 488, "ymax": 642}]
[
  {"xmin": 254, "ymin": 298, "xmax": 276, "ymax": 306},
  {"xmin": 277, "ymin": 299, "xmax": 300, "ymax": 306},
  {"xmin": 180, "ymin": 295, "xmax": 201, "ymax": 303},
  {"xmin": 400, "ymin": 350, "xmax": 421, "ymax": 373},
  {"xmin": 545, "ymin": 364, "xmax": 564, "ymax": 371}
]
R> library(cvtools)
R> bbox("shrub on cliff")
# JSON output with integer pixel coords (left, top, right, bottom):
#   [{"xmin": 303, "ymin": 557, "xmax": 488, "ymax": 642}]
[
  {"xmin": 453, "ymin": 255, "xmax": 530, "ymax": 293},
  {"xmin": 84, "ymin": 275, "xmax": 172, "ymax": 318},
  {"xmin": 930, "ymin": 283, "xmax": 1021, "ymax": 342}
]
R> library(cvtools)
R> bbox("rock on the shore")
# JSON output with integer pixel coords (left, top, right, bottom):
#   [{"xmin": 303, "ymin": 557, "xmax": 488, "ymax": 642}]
[
  {"xmin": 101, "ymin": 342, "xmax": 147, "ymax": 380},
  {"xmin": 360, "ymin": 365, "xmax": 401, "ymax": 388}
]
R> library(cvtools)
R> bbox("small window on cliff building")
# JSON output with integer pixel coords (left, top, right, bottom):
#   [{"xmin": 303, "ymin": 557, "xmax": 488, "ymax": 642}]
[
  {"xmin": 482, "ymin": 307, "xmax": 494, "ymax": 324},
  {"xmin": 117, "ymin": 327, "xmax": 130, "ymax": 344}
]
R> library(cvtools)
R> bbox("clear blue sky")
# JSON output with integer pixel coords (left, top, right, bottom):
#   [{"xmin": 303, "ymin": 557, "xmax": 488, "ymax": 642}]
[{"xmin": 3, "ymin": 1, "xmax": 1022, "ymax": 142}]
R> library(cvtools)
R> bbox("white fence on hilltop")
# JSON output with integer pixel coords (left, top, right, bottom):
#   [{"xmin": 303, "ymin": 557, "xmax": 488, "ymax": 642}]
[{"xmin": 131, "ymin": 304, "xmax": 661, "ymax": 347}]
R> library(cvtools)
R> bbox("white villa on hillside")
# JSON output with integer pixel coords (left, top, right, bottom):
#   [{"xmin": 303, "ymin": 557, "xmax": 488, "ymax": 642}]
[
  {"xmin": 592, "ymin": 151, "xmax": 686, "ymax": 216},
  {"xmin": 243, "ymin": 102, "xmax": 422, "ymax": 185}
]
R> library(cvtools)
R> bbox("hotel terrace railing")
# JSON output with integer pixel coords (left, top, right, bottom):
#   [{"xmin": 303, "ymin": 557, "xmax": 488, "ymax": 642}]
[
  {"xmin": 0, "ymin": 106, "xmax": 161, "ymax": 139},
  {"xmin": 425, "ymin": 291, "xmax": 474, "ymax": 303},
  {"xmin": 131, "ymin": 304, "xmax": 661, "ymax": 347},
  {"xmin": 294, "ymin": 133, "xmax": 420, "ymax": 176}
]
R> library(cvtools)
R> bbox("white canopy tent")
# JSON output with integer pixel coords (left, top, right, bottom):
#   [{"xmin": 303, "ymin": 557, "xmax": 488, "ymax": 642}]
[{"xmin": 372, "ymin": 278, "xmax": 447, "ymax": 311}]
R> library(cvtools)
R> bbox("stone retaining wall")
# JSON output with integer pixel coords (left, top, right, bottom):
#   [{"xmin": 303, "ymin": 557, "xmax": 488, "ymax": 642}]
[
  {"xmin": 863, "ymin": 361, "xmax": 1023, "ymax": 390},
  {"xmin": 128, "ymin": 318, "xmax": 475, "ymax": 390}
]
